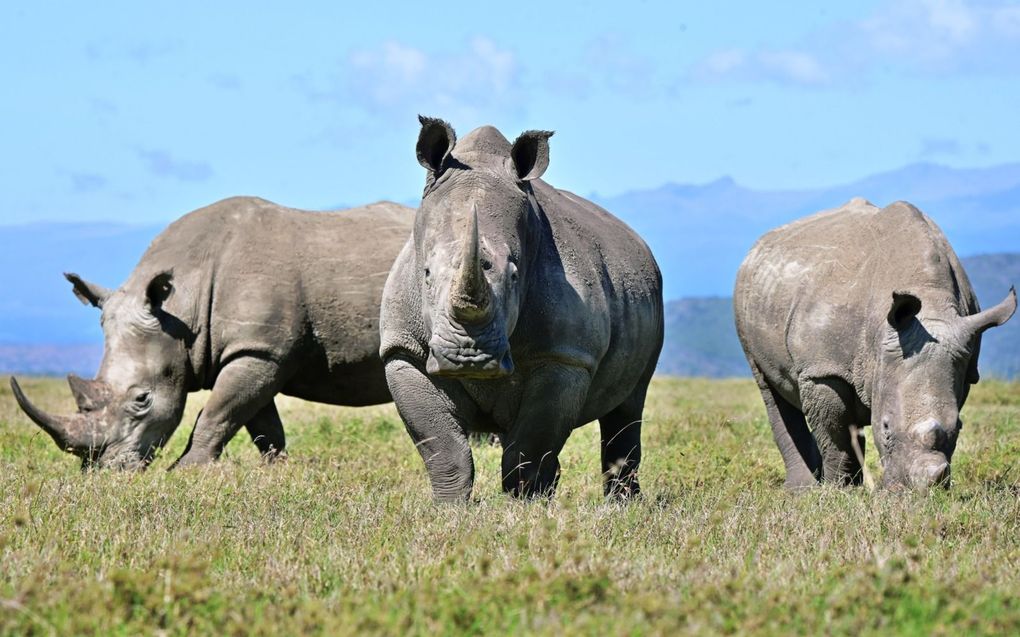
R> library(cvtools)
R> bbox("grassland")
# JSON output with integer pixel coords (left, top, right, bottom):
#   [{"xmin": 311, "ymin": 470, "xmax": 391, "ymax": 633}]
[{"xmin": 1, "ymin": 376, "xmax": 1019, "ymax": 636}]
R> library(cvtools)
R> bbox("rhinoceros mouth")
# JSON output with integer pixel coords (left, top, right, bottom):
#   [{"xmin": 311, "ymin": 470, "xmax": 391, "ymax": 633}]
[
  {"xmin": 427, "ymin": 345, "xmax": 514, "ymax": 378},
  {"xmin": 426, "ymin": 317, "xmax": 514, "ymax": 379},
  {"xmin": 881, "ymin": 450, "xmax": 951, "ymax": 491}
]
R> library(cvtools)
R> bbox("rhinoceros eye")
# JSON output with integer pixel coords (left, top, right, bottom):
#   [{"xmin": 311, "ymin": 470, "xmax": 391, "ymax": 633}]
[
  {"xmin": 127, "ymin": 390, "xmax": 153, "ymax": 417},
  {"xmin": 481, "ymin": 259, "xmax": 493, "ymax": 271}
]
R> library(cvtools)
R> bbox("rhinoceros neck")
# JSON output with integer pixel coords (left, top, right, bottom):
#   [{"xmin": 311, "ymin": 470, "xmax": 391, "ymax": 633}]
[
  {"xmin": 184, "ymin": 268, "xmax": 216, "ymax": 390},
  {"xmin": 849, "ymin": 205, "xmax": 977, "ymax": 412},
  {"xmin": 122, "ymin": 205, "xmax": 231, "ymax": 391}
]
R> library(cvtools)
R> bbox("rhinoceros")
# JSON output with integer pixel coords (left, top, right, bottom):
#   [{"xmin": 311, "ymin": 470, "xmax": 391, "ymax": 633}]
[
  {"xmin": 11, "ymin": 197, "xmax": 413, "ymax": 470},
  {"xmin": 734, "ymin": 198, "xmax": 1016, "ymax": 489},
  {"xmin": 379, "ymin": 117, "xmax": 664, "ymax": 501}
]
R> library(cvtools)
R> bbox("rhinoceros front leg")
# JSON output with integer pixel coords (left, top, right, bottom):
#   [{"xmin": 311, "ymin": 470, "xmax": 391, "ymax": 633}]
[
  {"xmin": 502, "ymin": 363, "xmax": 591, "ymax": 498},
  {"xmin": 173, "ymin": 357, "xmax": 284, "ymax": 469},
  {"xmin": 800, "ymin": 376, "xmax": 864, "ymax": 486},
  {"xmin": 245, "ymin": 399, "xmax": 286, "ymax": 462},
  {"xmin": 385, "ymin": 354, "xmax": 477, "ymax": 502}
]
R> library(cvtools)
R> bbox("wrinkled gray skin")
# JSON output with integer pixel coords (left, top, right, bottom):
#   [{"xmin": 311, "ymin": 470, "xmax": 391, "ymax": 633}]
[
  {"xmin": 734, "ymin": 198, "xmax": 1016, "ymax": 490},
  {"xmin": 380, "ymin": 117, "xmax": 664, "ymax": 501},
  {"xmin": 11, "ymin": 197, "xmax": 413, "ymax": 470}
]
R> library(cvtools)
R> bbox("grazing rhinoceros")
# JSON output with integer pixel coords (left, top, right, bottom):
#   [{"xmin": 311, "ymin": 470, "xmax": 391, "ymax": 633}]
[
  {"xmin": 734, "ymin": 198, "xmax": 1016, "ymax": 490},
  {"xmin": 11, "ymin": 197, "xmax": 413, "ymax": 470},
  {"xmin": 380, "ymin": 117, "xmax": 664, "ymax": 501}
]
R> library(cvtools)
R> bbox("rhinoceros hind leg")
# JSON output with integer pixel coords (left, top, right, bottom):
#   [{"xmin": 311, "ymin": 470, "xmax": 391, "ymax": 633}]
[
  {"xmin": 599, "ymin": 378, "xmax": 649, "ymax": 500},
  {"xmin": 502, "ymin": 364, "xmax": 590, "ymax": 499},
  {"xmin": 173, "ymin": 357, "xmax": 285, "ymax": 469},
  {"xmin": 246, "ymin": 399, "xmax": 286, "ymax": 462},
  {"xmin": 750, "ymin": 361, "xmax": 821, "ymax": 489}
]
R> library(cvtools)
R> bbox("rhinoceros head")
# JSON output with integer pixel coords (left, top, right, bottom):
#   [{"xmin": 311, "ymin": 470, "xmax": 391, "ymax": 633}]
[
  {"xmin": 411, "ymin": 116, "xmax": 552, "ymax": 380},
  {"xmin": 872, "ymin": 286, "xmax": 1016, "ymax": 489},
  {"xmin": 11, "ymin": 270, "xmax": 192, "ymax": 470}
]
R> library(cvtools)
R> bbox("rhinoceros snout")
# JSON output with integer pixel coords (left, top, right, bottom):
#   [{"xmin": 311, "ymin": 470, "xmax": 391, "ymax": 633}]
[
  {"xmin": 911, "ymin": 458, "xmax": 951, "ymax": 489},
  {"xmin": 881, "ymin": 451, "xmax": 951, "ymax": 491}
]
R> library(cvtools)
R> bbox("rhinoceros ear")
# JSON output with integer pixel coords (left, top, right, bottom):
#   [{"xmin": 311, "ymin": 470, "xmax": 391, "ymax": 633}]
[
  {"xmin": 510, "ymin": 130, "xmax": 554, "ymax": 182},
  {"xmin": 416, "ymin": 115, "xmax": 456, "ymax": 174},
  {"xmin": 65, "ymin": 273, "xmax": 111, "ymax": 308},
  {"xmin": 887, "ymin": 291, "xmax": 922, "ymax": 330},
  {"xmin": 144, "ymin": 270, "xmax": 174, "ymax": 313}
]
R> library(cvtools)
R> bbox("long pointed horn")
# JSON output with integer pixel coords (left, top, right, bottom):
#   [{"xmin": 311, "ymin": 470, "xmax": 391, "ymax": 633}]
[
  {"xmin": 10, "ymin": 377, "xmax": 102, "ymax": 454},
  {"xmin": 450, "ymin": 205, "xmax": 493, "ymax": 324},
  {"xmin": 963, "ymin": 286, "xmax": 1017, "ymax": 336}
]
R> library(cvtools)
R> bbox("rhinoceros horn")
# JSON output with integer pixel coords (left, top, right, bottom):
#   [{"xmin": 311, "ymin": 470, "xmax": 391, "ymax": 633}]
[
  {"xmin": 67, "ymin": 374, "xmax": 112, "ymax": 412},
  {"xmin": 962, "ymin": 286, "xmax": 1017, "ymax": 335},
  {"xmin": 10, "ymin": 377, "xmax": 105, "ymax": 455},
  {"xmin": 449, "ymin": 205, "xmax": 493, "ymax": 324}
]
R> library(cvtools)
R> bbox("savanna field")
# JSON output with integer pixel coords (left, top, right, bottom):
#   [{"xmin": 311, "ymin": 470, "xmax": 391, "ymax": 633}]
[{"xmin": 1, "ymin": 376, "xmax": 1019, "ymax": 636}]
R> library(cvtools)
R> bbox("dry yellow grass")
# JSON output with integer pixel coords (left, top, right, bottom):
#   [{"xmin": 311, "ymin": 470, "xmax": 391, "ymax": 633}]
[{"xmin": 1, "ymin": 375, "xmax": 1019, "ymax": 635}]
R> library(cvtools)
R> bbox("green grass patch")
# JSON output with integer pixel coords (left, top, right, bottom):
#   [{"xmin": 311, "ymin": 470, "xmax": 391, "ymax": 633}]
[{"xmin": 1, "ymin": 376, "xmax": 1018, "ymax": 635}]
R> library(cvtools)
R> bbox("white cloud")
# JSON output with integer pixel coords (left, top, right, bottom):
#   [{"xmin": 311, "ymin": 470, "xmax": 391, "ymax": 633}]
[
  {"xmin": 349, "ymin": 41, "xmax": 427, "ymax": 106},
  {"xmin": 922, "ymin": 0, "xmax": 978, "ymax": 42},
  {"xmin": 136, "ymin": 149, "xmax": 212, "ymax": 182},
  {"xmin": 342, "ymin": 37, "xmax": 521, "ymax": 120},
  {"xmin": 993, "ymin": 5, "xmax": 1020, "ymax": 36},
  {"xmin": 858, "ymin": 0, "xmax": 1020, "ymax": 73},
  {"xmin": 757, "ymin": 51, "xmax": 829, "ymax": 85},
  {"xmin": 859, "ymin": 0, "xmax": 980, "ymax": 66},
  {"xmin": 698, "ymin": 49, "xmax": 746, "ymax": 77},
  {"xmin": 582, "ymin": 34, "xmax": 656, "ymax": 94},
  {"xmin": 539, "ymin": 34, "xmax": 661, "ymax": 99},
  {"xmin": 691, "ymin": 0, "xmax": 1020, "ymax": 85},
  {"xmin": 693, "ymin": 48, "xmax": 828, "ymax": 86}
]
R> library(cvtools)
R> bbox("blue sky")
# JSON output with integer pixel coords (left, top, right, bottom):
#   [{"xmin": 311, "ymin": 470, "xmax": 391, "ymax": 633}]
[{"xmin": 3, "ymin": 0, "xmax": 1020, "ymax": 223}]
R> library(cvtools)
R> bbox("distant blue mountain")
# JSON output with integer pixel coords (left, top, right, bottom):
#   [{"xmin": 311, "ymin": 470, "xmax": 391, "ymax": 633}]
[
  {"xmin": 0, "ymin": 222, "xmax": 163, "ymax": 345},
  {"xmin": 596, "ymin": 161, "xmax": 1020, "ymax": 299},
  {"xmin": 1, "ymin": 162, "xmax": 1018, "ymax": 377},
  {"xmin": 962, "ymin": 253, "xmax": 1020, "ymax": 380},
  {"xmin": 658, "ymin": 253, "xmax": 1020, "ymax": 380}
]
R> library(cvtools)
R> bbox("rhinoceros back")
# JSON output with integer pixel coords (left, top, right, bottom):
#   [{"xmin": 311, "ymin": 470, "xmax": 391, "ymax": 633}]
[
  {"xmin": 734, "ymin": 198, "xmax": 978, "ymax": 407},
  {"xmin": 125, "ymin": 196, "xmax": 413, "ymax": 405}
]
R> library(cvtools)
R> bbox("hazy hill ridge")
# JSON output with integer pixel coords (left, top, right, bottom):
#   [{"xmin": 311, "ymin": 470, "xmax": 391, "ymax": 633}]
[
  {"xmin": 596, "ymin": 161, "xmax": 1020, "ymax": 300},
  {"xmin": 660, "ymin": 254, "xmax": 1020, "ymax": 379},
  {"xmin": 2, "ymin": 162, "xmax": 1018, "ymax": 377}
]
